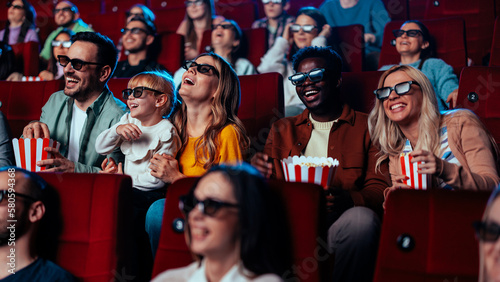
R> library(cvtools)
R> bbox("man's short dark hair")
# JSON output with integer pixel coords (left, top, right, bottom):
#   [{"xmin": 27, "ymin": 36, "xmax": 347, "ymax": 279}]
[
  {"xmin": 71, "ymin": 32, "xmax": 118, "ymax": 80},
  {"xmin": 292, "ymin": 46, "xmax": 343, "ymax": 83},
  {"xmin": 0, "ymin": 167, "xmax": 46, "ymax": 201},
  {"xmin": 128, "ymin": 16, "xmax": 157, "ymax": 35}
]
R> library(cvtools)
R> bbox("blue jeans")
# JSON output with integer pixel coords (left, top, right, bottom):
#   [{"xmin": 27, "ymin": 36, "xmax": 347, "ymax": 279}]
[{"xmin": 145, "ymin": 198, "xmax": 166, "ymax": 258}]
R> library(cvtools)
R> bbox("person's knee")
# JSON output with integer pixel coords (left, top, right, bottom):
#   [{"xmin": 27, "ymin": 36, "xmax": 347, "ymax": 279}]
[
  {"xmin": 328, "ymin": 206, "xmax": 380, "ymax": 250},
  {"xmin": 145, "ymin": 198, "xmax": 166, "ymax": 234}
]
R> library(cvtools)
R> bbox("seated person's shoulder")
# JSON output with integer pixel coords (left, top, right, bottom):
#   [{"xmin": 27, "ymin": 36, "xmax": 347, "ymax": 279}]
[
  {"xmin": 1, "ymin": 258, "xmax": 76, "ymax": 282},
  {"xmin": 152, "ymin": 261, "xmax": 198, "ymax": 282}
]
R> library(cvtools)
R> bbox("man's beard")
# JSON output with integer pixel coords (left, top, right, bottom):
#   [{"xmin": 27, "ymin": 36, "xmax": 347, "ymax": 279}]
[{"xmin": 0, "ymin": 206, "xmax": 30, "ymax": 246}]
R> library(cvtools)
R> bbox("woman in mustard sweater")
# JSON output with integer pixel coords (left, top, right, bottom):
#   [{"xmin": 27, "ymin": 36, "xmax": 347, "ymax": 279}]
[{"xmin": 145, "ymin": 52, "xmax": 250, "ymax": 256}]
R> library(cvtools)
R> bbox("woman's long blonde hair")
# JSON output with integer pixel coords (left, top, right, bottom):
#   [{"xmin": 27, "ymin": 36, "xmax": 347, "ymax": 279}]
[
  {"xmin": 172, "ymin": 52, "xmax": 249, "ymax": 169},
  {"xmin": 368, "ymin": 65, "xmax": 441, "ymax": 170}
]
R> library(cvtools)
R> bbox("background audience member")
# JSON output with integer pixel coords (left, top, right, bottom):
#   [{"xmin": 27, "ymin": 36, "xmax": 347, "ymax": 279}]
[
  {"xmin": 177, "ymin": 0, "xmax": 224, "ymax": 61},
  {"xmin": 126, "ymin": 4, "xmax": 156, "ymax": 23},
  {"xmin": 152, "ymin": 163, "xmax": 291, "ymax": 282},
  {"xmin": 252, "ymin": 0, "xmax": 294, "ymax": 49},
  {"xmin": 252, "ymin": 46, "xmax": 388, "ymax": 282},
  {"xmin": 173, "ymin": 19, "xmax": 256, "ymax": 86},
  {"xmin": 113, "ymin": 17, "xmax": 165, "ymax": 78},
  {"xmin": 0, "ymin": 0, "xmax": 38, "ymax": 45},
  {"xmin": 0, "ymin": 43, "xmax": 15, "ymax": 80},
  {"xmin": 145, "ymin": 52, "xmax": 250, "ymax": 257},
  {"xmin": 22, "ymin": 32, "xmax": 127, "ymax": 173},
  {"xmin": 0, "ymin": 167, "xmax": 75, "ymax": 281},
  {"xmin": 319, "ymin": 0, "xmax": 390, "ymax": 70},
  {"xmin": 369, "ymin": 65, "xmax": 499, "ymax": 198},
  {"xmin": 475, "ymin": 186, "xmax": 500, "ymax": 282},
  {"xmin": 258, "ymin": 7, "xmax": 331, "ymax": 117},
  {"xmin": 8, "ymin": 28, "xmax": 75, "ymax": 81},
  {"xmin": 379, "ymin": 20, "xmax": 459, "ymax": 110},
  {"xmin": 40, "ymin": 1, "xmax": 93, "ymax": 62},
  {"xmin": 0, "ymin": 112, "xmax": 13, "ymax": 167}
]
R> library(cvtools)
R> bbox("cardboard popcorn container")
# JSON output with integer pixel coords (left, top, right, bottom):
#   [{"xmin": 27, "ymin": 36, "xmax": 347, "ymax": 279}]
[
  {"xmin": 12, "ymin": 138, "xmax": 60, "ymax": 171},
  {"xmin": 280, "ymin": 156, "xmax": 339, "ymax": 189},
  {"xmin": 400, "ymin": 153, "xmax": 427, "ymax": 190}
]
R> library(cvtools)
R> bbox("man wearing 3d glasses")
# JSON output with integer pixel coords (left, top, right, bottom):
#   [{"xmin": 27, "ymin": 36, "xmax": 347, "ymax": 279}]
[
  {"xmin": 252, "ymin": 46, "xmax": 389, "ymax": 282},
  {"xmin": 40, "ymin": 1, "xmax": 93, "ymax": 62},
  {"xmin": 22, "ymin": 32, "xmax": 126, "ymax": 173}
]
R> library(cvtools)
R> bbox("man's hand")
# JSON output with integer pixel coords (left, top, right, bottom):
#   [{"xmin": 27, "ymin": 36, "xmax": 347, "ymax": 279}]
[
  {"xmin": 37, "ymin": 146, "xmax": 75, "ymax": 172},
  {"xmin": 38, "ymin": 70, "xmax": 54, "ymax": 81},
  {"xmin": 364, "ymin": 33, "xmax": 376, "ymax": 44},
  {"xmin": 6, "ymin": 72, "xmax": 23, "ymax": 81},
  {"xmin": 250, "ymin": 152, "xmax": 272, "ymax": 179},
  {"xmin": 23, "ymin": 122, "xmax": 50, "ymax": 139}
]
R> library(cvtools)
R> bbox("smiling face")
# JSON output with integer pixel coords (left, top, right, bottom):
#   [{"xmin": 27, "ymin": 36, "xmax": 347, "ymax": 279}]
[
  {"xmin": 188, "ymin": 171, "xmax": 240, "ymax": 260},
  {"xmin": 54, "ymin": 1, "xmax": 77, "ymax": 27},
  {"xmin": 122, "ymin": 20, "xmax": 151, "ymax": 53},
  {"xmin": 382, "ymin": 70, "xmax": 423, "ymax": 128},
  {"xmin": 179, "ymin": 55, "xmax": 219, "ymax": 106},
  {"xmin": 186, "ymin": 0, "xmax": 208, "ymax": 21},
  {"xmin": 126, "ymin": 77, "xmax": 165, "ymax": 125},
  {"xmin": 211, "ymin": 22, "xmax": 238, "ymax": 51},
  {"xmin": 52, "ymin": 33, "xmax": 71, "ymax": 60},
  {"xmin": 7, "ymin": 0, "xmax": 25, "ymax": 25},
  {"xmin": 395, "ymin": 22, "xmax": 429, "ymax": 58},
  {"xmin": 295, "ymin": 57, "xmax": 337, "ymax": 116},
  {"xmin": 293, "ymin": 14, "xmax": 319, "ymax": 50},
  {"xmin": 483, "ymin": 197, "xmax": 500, "ymax": 282},
  {"xmin": 63, "ymin": 41, "xmax": 103, "ymax": 102}
]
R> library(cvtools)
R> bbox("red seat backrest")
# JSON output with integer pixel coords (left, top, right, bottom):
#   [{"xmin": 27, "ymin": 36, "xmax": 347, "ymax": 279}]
[
  {"xmin": 0, "ymin": 80, "xmax": 64, "ymax": 137},
  {"xmin": 379, "ymin": 17, "xmax": 467, "ymax": 71},
  {"xmin": 154, "ymin": 7, "xmax": 187, "ymax": 33},
  {"xmin": 152, "ymin": 177, "xmax": 327, "ymax": 281},
  {"xmin": 39, "ymin": 173, "xmax": 134, "ymax": 281},
  {"xmin": 374, "ymin": 189, "xmax": 489, "ymax": 282},
  {"xmin": 331, "ymin": 24, "xmax": 364, "ymax": 72},
  {"xmin": 157, "ymin": 32, "xmax": 184, "ymax": 73},
  {"xmin": 489, "ymin": 17, "xmax": 500, "ymax": 67},
  {"xmin": 215, "ymin": 2, "xmax": 256, "ymax": 29},
  {"xmin": 103, "ymin": 0, "xmax": 146, "ymax": 14},
  {"xmin": 423, "ymin": 0, "xmax": 495, "ymax": 65},
  {"xmin": 381, "ymin": 0, "xmax": 409, "ymax": 20},
  {"xmin": 340, "ymin": 71, "xmax": 383, "ymax": 114},
  {"xmin": 238, "ymin": 73, "xmax": 284, "ymax": 151},
  {"xmin": 150, "ymin": 0, "xmax": 186, "ymax": 9},
  {"xmin": 107, "ymin": 78, "xmax": 130, "ymax": 103},
  {"xmin": 11, "ymin": 41, "xmax": 40, "ymax": 76},
  {"xmin": 456, "ymin": 66, "xmax": 500, "ymax": 144}
]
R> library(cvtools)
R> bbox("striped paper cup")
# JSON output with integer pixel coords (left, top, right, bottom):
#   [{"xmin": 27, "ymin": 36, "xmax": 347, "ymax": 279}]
[
  {"xmin": 400, "ymin": 153, "xmax": 428, "ymax": 190},
  {"xmin": 280, "ymin": 156, "xmax": 339, "ymax": 189},
  {"xmin": 12, "ymin": 138, "xmax": 60, "ymax": 171}
]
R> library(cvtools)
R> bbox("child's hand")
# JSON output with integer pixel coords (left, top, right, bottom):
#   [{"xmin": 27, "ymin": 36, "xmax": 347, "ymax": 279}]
[
  {"xmin": 116, "ymin": 124, "xmax": 142, "ymax": 141},
  {"xmin": 99, "ymin": 158, "xmax": 123, "ymax": 174}
]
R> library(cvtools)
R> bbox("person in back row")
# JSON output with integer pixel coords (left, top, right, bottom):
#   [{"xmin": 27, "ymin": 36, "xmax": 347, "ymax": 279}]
[
  {"xmin": 22, "ymin": 32, "xmax": 126, "ymax": 173},
  {"xmin": 252, "ymin": 46, "xmax": 389, "ymax": 282},
  {"xmin": 252, "ymin": 0, "xmax": 294, "ymax": 49}
]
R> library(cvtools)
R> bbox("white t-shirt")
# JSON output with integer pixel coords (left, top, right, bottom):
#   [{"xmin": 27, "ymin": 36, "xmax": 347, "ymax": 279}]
[{"xmin": 67, "ymin": 103, "xmax": 87, "ymax": 162}]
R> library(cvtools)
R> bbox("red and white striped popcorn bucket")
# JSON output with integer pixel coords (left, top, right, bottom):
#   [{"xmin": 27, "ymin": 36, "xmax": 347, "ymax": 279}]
[
  {"xmin": 400, "ymin": 153, "xmax": 428, "ymax": 190},
  {"xmin": 12, "ymin": 138, "xmax": 60, "ymax": 171},
  {"xmin": 280, "ymin": 156, "xmax": 339, "ymax": 189}
]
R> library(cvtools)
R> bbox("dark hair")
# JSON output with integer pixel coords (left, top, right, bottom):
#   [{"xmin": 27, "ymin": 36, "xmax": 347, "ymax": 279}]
[
  {"xmin": 184, "ymin": 0, "xmax": 216, "ymax": 49},
  {"xmin": 401, "ymin": 20, "xmax": 436, "ymax": 69},
  {"xmin": 0, "ymin": 43, "xmax": 15, "ymax": 80},
  {"xmin": 0, "ymin": 166, "xmax": 46, "ymax": 200},
  {"xmin": 3, "ymin": 0, "xmax": 37, "ymax": 44},
  {"xmin": 47, "ymin": 28, "xmax": 74, "ymax": 77},
  {"xmin": 126, "ymin": 4, "xmax": 155, "ymax": 22},
  {"xmin": 186, "ymin": 163, "xmax": 292, "ymax": 276},
  {"xmin": 71, "ymin": 31, "xmax": 118, "ymax": 81},
  {"xmin": 292, "ymin": 46, "xmax": 343, "ymax": 83},
  {"xmin": 289, "ymin": 7, "xmax": 327, "ymax": 58},
  {"xmin": 128, "ymin": 16, "xmax": 157, "ymax": 35}
]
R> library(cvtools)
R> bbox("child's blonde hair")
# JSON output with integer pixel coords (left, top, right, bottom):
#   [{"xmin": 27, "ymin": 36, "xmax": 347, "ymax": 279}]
[{"xmin": 127, "ymin": 70, "xmax": 179, "ymax": 118}]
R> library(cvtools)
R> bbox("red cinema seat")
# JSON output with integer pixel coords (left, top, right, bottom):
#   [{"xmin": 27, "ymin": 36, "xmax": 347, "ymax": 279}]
[
  {"xmin": 258, "ymin": 0, "xmax": 323, "ymax": 19},
  {"xmin": 408, "ymin": 0, "xmax": 427, "ymax": 20},
  {"xmin": 455, "ymin": 66, "xmax": 500, "ymax": 144},
  {"xmin": 157, "ymin": 32, "xmax": 184, "ymax": 74},
  {"xmin": 150, "ymin": 0, "xmax": 186, "ymax": 9},
  {"xmin": 424, "ymin": 0, "xmax": 495, "ymax": 66},
  {"xmin": 489, "ymin": 17, "xmax": 500, "ymax": 67},
  {"xmin": 107, "ymin": 78, "xmax": 130, "ymax": 103},
  {"xmin": 39, "ymin": 173, "xmax": 135, "ymax": 282},
  {"xmin": 11, "ymin": 41, "xmax": 40, "ymax": 76},
  {"xmin": 381, "ymin": 0, "xmax": 409, "ymax": 20},
  {"xmin": 198, "ymin": 27, "xmax": 266, "ymax": 68},
  {"xmin": 87, "ymin": 13, "xmax": 125, "ymax": 43},
  {"xmin": 152, "ymin": 177, "xmax": 327, "ymax": 282},
  {"xmin": 374, "ymin": 189, "xmax": 490, "ymax": 282},
  {"xmin": 35, "ymin": 16, "xmax": 58, "ymax": 46},
  {"xmin": 75, "ymin": 0, "xmax": 103, "ymax": 18},
  {"xmin": 331, "ymin": 24, "xmax": 364, "ymax": 72},
  {"xmin": 103, "ymin": 0, "xmax": 146, "ymax": 14},
  {"xmin": 379, "ymin": 17, "xmax": 467, "ymax": 73},
  {"xmin": 340, "ymin": 71, "xmax": 384, "ymax": 114},
  {"xmin": 0, "ymin": 80, "xmax": 64, "ymax": 137},
  {"xmin": 238, "ymin": 73, "xmax": 284, "ymax": 151},
  {"xmin": 154, "ymin": 7, "xmax": 187, "ymax": 33},
  {"xmin": 215, "ymin": 2, "xmax": 257, "ymax": 29}
]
